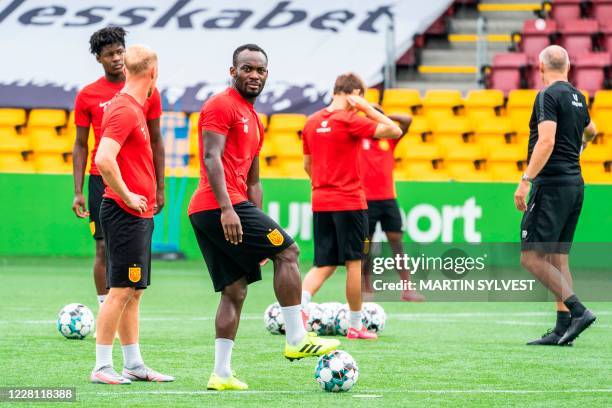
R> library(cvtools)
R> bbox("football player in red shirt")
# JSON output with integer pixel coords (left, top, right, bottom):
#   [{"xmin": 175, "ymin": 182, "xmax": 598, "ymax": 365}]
[
  {"xmin": 360, "ymin": 105, "xmax": 425, "ymax": 302},
  {"xmin": 301, "ymin": 73, "xmax": 402, "ymax": 340},
  {"xmin": 188, "ymin": 44, "xmax": 339, "ymax": 391},
  {"xmin": 71, "ymin": 27, "xmax": 164, "ymax": 311},
  {"xmin": 92, "ymin": 45, "xmax": 173, "ymax": 385}
]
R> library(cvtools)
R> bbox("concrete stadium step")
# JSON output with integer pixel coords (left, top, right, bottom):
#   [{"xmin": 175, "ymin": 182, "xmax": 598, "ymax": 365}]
[
  {"xmin": 398, "ymin": 68, "xmax": 479, "ymax": 83},
  {"xmin": 395, "ymin": 79, "xmax": 480, "ymax": 93},
  {"xmin": 420, "ymin": 49, "xmax": 484, "ymax": 65},
  {"xmin": 444, "ymin": 35, "xmax": 511, "ymax": 51},
  {"xmin": 450, "ymin": 18, "xmax": 525, "ymax": 35}
]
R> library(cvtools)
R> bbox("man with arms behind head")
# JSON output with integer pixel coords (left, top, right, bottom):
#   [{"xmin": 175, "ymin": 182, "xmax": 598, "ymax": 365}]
[
  {"xmin": 514, "ymin": 45, "xmax": 597, "ymax": 346},
  {"xmin": 189, "ymin": 44, "xmax": 339, "ymax": 391},
  {"xmin": 301, "ymin": 73, "xmax": 402, "ymax": 340},
  {"xmin": 92, "ymin": 45, "xmax": 173, "ymax": 384},
  {"xmin": 71, "ymin": 27, "xmax": 164, "ymax": 312}
]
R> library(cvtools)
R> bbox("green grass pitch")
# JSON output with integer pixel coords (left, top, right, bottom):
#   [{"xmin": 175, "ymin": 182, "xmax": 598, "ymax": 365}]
[{"xmin": 1, "ymin": 257, "xmax": 611, "ymax": 407}]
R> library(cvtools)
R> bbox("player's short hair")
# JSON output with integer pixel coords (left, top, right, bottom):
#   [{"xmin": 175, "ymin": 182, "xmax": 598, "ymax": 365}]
[
  {"xmin": 232, "ymin": 44, "xmax": 268, "ymax": 67},
  {"xmin": 124, "ymin": 45, "xmax": 157, "ymax": 76},
  {"xmin": 89, "ymin": 26, "xmax": 127, "ymax": 56},
  {"xmin": 539, "ymin": 45, "xmax": 570, "ymax": 72},
  {"xmin": 333, "ymin": 73, "xmax": 366, "ymax": 96}
]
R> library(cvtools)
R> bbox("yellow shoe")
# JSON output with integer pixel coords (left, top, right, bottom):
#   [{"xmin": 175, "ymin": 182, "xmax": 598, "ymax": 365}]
[
  {"xmin": 284, "ymin": 332, "xmax": 340, "ymax": 361},
  {"xmin": 206, "ymin": 372, "xmax": 248, "ymax": 391}
]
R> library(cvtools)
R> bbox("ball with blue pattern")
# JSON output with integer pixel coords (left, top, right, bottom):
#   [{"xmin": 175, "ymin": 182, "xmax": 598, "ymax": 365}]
[
  {"xmin": 57, "ymin": 303, "xmax": 95, "ymax": 340},
  {"xmin": 314, "ymin": 350, "xmax": 359, "ymax": 392}
]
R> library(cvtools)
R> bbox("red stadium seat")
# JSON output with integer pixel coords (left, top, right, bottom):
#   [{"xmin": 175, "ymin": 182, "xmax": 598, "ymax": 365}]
[
  {"xmin": 591, "ymin": 0, "xmax": 612, "ymax": 26},
  {"xmin": 573, "ymin": 53, "xmax": 611, "ymax": 95},
  {"xmin": 520, "ymin": 19, "xmax": 558, "ymax": 61},
  {"xmin": 550, "ymin": 0, "xmax": 583, "ymax": 23},
  {"xmin": 602, "ymin": 21, "xmax": 612, "ymax": 52},
  {"xmin": 489, "ymin": 53, "xmax": 529, "ymax": 95},
  {"xmin": 559, "ymin": 20, "xmax": 599, "ymax": 57}
]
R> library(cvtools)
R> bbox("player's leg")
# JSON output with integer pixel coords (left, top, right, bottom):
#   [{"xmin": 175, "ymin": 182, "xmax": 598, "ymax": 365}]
[
  {"xmin": 89, "ymin": 175, "xmax": 108, "ymax": 307},
  {"xmin": 302, "ymin": 266, "xmax": 337, "ymax": 305},
  {"xmin": 93, "ymin": 240, "xmax": 108, "ymax": 302},
  {"xmin": 362, "ymin": 202, "xmax": 379, "ymax": 295}
]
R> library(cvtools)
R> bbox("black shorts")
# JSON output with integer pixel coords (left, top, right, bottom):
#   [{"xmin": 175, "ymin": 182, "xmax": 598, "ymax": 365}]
[
  {"xmin": 189, "ymin": 201, "xmax": 295, "ymax": 292},
  {"xmin": 100, "ymin": 198, "xmax": 153, "ymax": 289},
  {"xmin": 88, "ymin": 175, "xmax": 105, "ymax": 240},
  {"xmin": 520, "ymin": 183, "xmax": 584, "ymax": 254},
  {"xmin": 367, "ymin": 199, "xmax": 403, "ymax": 236},
  {"xmin": 313, "ymin": 210, "xmax": 368, "ymax": 267}
]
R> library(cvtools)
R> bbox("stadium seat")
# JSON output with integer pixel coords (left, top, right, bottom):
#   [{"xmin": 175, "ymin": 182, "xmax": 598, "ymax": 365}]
[
  {"xmin": 258, "ymin": 113, "xmax": 268, "ymax": 130},
  {"xmin": 268, "ymin": 114, "xmax": 307, "ymax": 133},
  {"xmin": 394, "ymin": 161, "xmax": 450, "ymax": 181},
  {"xmin": 278, "ymin": 158, "xmax": 307, "ymax": 178},
  {"xmin": 474, "ymin": 117, "xmax": 515, "ymax": 154},
  {"xmin": 489, "ymin": 53, "xmax": 529, "ymax": 95},
  {"xmin": 431, "ymin": 117, "xmax": 474, "ymax": 148},
  {"xmin": 28, "ymin": 128, "xmax": 72, "ymax": 153},
  {"xmin": 602, "ymin": 21, "xmax": 612, "ymax": 52},
  {"xmin": 581, "ymin": 162, "xmax": 612, "ymax": 183},
  {"xmin": 0, "ymin": 152, "xmax": 35, "ymax": 173},
  {"xmin": 188, "ymin": 112, "xmax": 199, "ymax": 131},
  {"xmin": 519, "ymin": 19, "xmax": 558, "ymax": 61},
  {"xmin": 395, "ymin": 141, "xmax": 443, "ymax": 162},
  {"xmin": 405, "ymin": 116, "xmax": 432, "ymax": 141},
  {"xmin": 592, "ymin": 90, "xmax": 612, "ymax": 126},
  {"xmin": 581, "ymin": 143, "xmax": 612, "ymax": 164},
  {"xmin": 34, "ymin": 153, "xmax": 72, "ymax": 174},
  {"xmin": 28, "ymin": 109, "xmax": 67, "ymax": 128},
  {"xmin": 573, "ymin": 53, "xmax": 611, "ymax": 95},
  {"xmin": 592, "ymin": 0, "xmax": 612, "ymax": 26},
  {"xmin": 271, "ymin": 136, "xmax": 303, "ymax": 159},
  {"xmin": 559, "ymin": 20, "xmax": 598, "ymax": 57},
  {"xmin": 444, "ymin": 145, "xmax": 490, "ymax": 182},
  {"xmin": 365, "ymin": 88, "xmax": 381, "ymax": 105},
  {"xmin": 487, "ymin": 144, "xmax": 526, "ymax": 181},
  {"xmin": 464, "ymin": 89, "xmax": 505, "ymax": 122},
  {"xmin": 550, "ymin": 0, "xmax": 583, "ymax": 23},
  {"xmin": 507, "ymin": 90, "xmax": 538, "ymax": 136},
  {"xmin": 0, "ymin": 108, "xmax": 26, "ymax": 127},
  {"xmin": 422, "ymin": 90, "xmax": 464, "ymax": 120},
  {"xmin": 259, "ymin": 157, "xmax": 283, "ymax": 178},
  {"xmin": 381, "ymin": 89, "xmax": 422, "ymax": 115}
]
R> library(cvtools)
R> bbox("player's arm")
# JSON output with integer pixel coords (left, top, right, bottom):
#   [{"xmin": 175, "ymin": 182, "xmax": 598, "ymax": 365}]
[
  {"xmin": 95, "ymin": 138, "xmax": 148, "ymax": 214},
  {"xmin": 582, "ymin": 120, "xmax": 597, "ymax": 148},
  {"xmin": 72, "ymin": 126, "xmax": 90, "ymax": 218},
  {"xmin": 204, "ymin": 130, "xmax": 242, "ymax": 245},
  {"xmin": 247, "ymin": 155, "xmax": 263, "ymax": 209},
  {"xmin": 147, "ymin": 117, "xmax": 165, "ymax": 214},
  {"xmin": 387, "ymin": 114, "xmax": 412, "ymax": 139},
  {"xmin": 348, "ymin": 95, "xmax": 402, "ymax": 139},
  {"xmin": 304, "ymin": 154, "xmax": 311, "ymax": 178}
]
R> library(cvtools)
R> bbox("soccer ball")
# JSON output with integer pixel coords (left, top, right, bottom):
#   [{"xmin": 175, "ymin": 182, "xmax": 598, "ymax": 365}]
[
  {"xmin": 319, "ymin": 303, "xmax": 340, "ymax": 335},
  {"xmin": 333, "ymin": 304, "xmax": 351, "ymax": 336},
  {"xmin": 263, "ymin": 302, "xmax": 285, "ymax": 335},
  {"xmin": 362, "ymin": 302, "xmax": 386, "ymax": 333},
  {"xmin": 315, "ymin": 350, "xmax": 359, "ymax": 392},
  {"xmin": 307, "ymin": 303, "xmax": 335, "ymax": 335},
  {"xmin": 57, "ymin": 303, "xmax": 95, "ymax": 340}
]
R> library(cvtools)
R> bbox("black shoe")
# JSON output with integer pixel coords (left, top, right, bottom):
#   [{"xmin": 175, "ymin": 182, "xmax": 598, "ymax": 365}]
[
  {"xmin": 527, "ymin": 329, "xmax": 571, "ymax": 346},
  {"xmin": 558, "ymin": 309, "xmax": 597, "ymax": 345}
]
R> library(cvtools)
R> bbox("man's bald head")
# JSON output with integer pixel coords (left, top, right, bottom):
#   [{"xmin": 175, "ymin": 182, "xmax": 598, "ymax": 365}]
[
  {"xmin": 539, "ymin": 45, "xmax": 570, "ymax": 73},
  {"xmin": 124, "ymin": 44, "xmax": 157, "ymax": 76}
]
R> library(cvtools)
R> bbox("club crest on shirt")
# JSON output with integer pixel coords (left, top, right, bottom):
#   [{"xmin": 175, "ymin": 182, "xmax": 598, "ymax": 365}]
[
  {"xmin": 316, "ymin": 120, "xmax": 331, "ymax": 133},
  {"xmin": 378, "ymin": 140, "xmax": 390, "ymax": 151},
  {"xmin": 128, "ymin": 266, "xmax": 142, "ymax": 283},
  {"xmin": 266, "ymin": 229, "xmax": 284, "ymax": 246},
  {"xmin": 242, "ymin": 117, "xmax": 249, "ymax": 133}
]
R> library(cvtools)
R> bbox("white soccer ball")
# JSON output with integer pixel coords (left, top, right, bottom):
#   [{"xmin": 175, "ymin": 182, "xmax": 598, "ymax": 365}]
[
  {"xmin": 319, "ymin": 303, "xmax": 341, "ymax": 335},
  {"xmin": 263, "ymin": 302, "xmax": 285, "ymax": 335},
  {"xmin": 362, "ymin": 302, "xmax": 386, "ymax": 333},
  {"xmin": 333, "ymin": 304, "xmax": 351, "ymax": 336},
  {"xmin": 56, "ymin": 303, "xmax": 95, "ymax": 340},
  {"xmin": 315, "ymin": 350, "xmax": 359, "ymax": 392}
]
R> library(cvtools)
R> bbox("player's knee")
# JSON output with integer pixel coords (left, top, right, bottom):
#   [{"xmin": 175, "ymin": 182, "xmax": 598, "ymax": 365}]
[
  {"xmin": 95, "ymin": 240, "xmax": 106, "ymax": 262},
  {"xmin": 520, "ymin": 252, "xmax": 539, "ymax": 270},
  {"xmin": 276, "ymin": 243, "xmax": 300, "ymax": 265},
  {"xmin": 223, "ymin": 283, "xmax": 248, "ymax": 304},
  {"xmin": 108, "ymin": 287, "xmax": 134, "ymax": 304}
]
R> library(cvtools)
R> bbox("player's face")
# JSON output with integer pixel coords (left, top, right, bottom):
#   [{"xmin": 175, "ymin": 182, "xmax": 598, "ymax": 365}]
[
  {"xmin": 96, "ymin": 43, "xmax": 125, "ymax": 77},
  {"xmin": 231, "ymin": 50, "xmax": 268, "ymax": 99}
]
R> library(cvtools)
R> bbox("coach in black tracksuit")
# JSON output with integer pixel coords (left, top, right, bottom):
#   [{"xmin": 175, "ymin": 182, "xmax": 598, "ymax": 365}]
[{"xmin": 513, "ymin": 45, "xmax": 598, "ymax": 347}]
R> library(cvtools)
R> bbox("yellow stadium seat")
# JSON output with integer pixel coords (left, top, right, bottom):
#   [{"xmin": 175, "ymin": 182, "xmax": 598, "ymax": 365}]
[
  {"xmin": 365, "ymin": 88, "xmax": 381, "ymax": 105},
  {"xmin": 580, "ymin": 144, "xmax": 612, "ymax": 163},
  {"xmin": 0, "ymin": 108, "xmax": 26, "ymax": 127},
  {"xmin": 405, "ymin": 116, "xmax": 432, "ymax": 141},
  {"xmin": 278, "ymin": 158, "xmax": 307, "ymax": 178},
  {"xmin": 464, "ymin": 89, "xmax": 504, "ymax": 122},
  {"xmin": 259, "ymin": 140, "xmax": 276, "ymax": 159},
  {"xmin": 188, "ymin": 112, "xmax": 200, "ymax": 131},
  {"xmin": 395, "ymin": 161, "xmax": 450, "ymax": 181},
  {"xmin": 422, "ymin": 90, "xmax": 463, "ymax": 120},
  {"xmin": 0, "ymin": 152, "xmax": 35, "ymax": 173},
  {"xmin": 258, "ymin": 113, "xmax": 268, "ymax": 130},
  {"xmin": 507, "ymin": 90, "xmax": 538, "ymax": 137},
  {"xmin": 592, "ymin": 90, "xmax": 612, "ymax": 131},
  {"xmin": 0, "ymin": 128, "xmax": 30, "ymax": 152},
  {"xmin": 268, "ymin": 114, "xmax": 307, "ymax": 133},
  {"xmin": 581, "ymin": 163, "xmax": 612, "ymax": 184},
  {"xmin": 381, "ymin": 89, "xmax": 421, "ymax": 115},
  {"xmin": 34, "ymin": 152, "xmax": 72, "ymax": 174},
  {"xmin": 28, "ymin": 109, "xmax": 67, "ymax": 128},
  {"xmin": 443, "ymin": 145, "xmax": 490, "ymax": 181},
  {"xmin": 28, "ymin": 128, "xmax": 72, "ymax": 153},
  {"xmin": 259, "ymin": 157, "xmax": 283, "ymax": 178},
  {"xmin": 487, "ymin": 144, "xmax": 526, "ymax": 181},
  {"xmin": 431, "ymin": 117, "xmax": 474, "ymax": 148},
  {"xmin": 272, "ymin": 136, "xmax": 303, "ymax": 159},
  {"xmin": 395, "ymin": 140, "xmax": 442, "ymax": 162},
  {"xmin": 474, "ymin": 117, "xmax": 515, "ymax": 154},
  {"xmin": 189, "ymin": 128, "xmax": 200, "ymax": 156}
]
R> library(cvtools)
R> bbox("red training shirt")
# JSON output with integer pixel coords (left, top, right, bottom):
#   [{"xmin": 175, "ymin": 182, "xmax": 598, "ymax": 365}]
[
  {"xmin": 74, "ymin": 76, "xmax": 162, "ymax": 175},
  {"xmin": 100, "ymin": 93, "xmax": 157, "ymax": 218},
  {"xmin": 188, "ymin": 87, "xmax": 264, "ymax": 214},
  {"xmin": 302, "ymin": 109, "xmax": 378, "ymax": 211},
  {"xmin": 359, "ymin": 137, "xmax": 400, "ymax": 200}
]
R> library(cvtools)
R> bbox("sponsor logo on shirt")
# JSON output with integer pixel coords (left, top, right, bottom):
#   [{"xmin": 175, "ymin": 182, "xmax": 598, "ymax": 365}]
[
  {"xmin": 362, "ymin": 139, "xmax": 371, "ymax": 150},
  {"xmin": 242, "ymin": 117, "xmax": 249, "ymax": 133},
  {"xmin": 316, "ymin": 120, "xmax": 331, "ymax": 133},
  {"xmin": 571, "ymin": 93, "xmax": 583, "ymax": 108}
]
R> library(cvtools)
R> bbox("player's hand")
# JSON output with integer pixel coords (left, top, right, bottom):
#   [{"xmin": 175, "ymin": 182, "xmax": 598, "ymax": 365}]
[
  {"xmin": 72, "ymin": 193, "xmax": 89, "ymax": 218},
  {"xmin": 347, "ymin": 95, "xmax": 371, "ymax": 112},
  {"xmin": 154, "ymin": 188, "xmax": 165, "ymax": 215},
  {"xmin": 221, "ymin": 208, "xmax": 242, "ymax": 245},
  {"xmin": 125, "ymin": 192, "xmax": 148, "ymax": 214},
  {"xmin": 514, "ymin": 180, "xmax": 530, "ymax": 212}
]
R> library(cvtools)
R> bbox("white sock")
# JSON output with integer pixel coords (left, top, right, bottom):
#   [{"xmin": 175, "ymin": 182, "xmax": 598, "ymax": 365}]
[
  {"xmin": 349, "ymin": 310, "xmax": 362, "ymax": 330},
  {"xmin": 97, "ymin": 295, "xmax": 107, "ymax": 306},
  {"xmin": 214, "ymin": 338, "xmax": 234, "ymax": 378},
  {"xmin": 122, "ymin": 343, "xmax": 144, "ymax": 369},
  {"xmin": 301, "ymin": 291, "xmax": 312, "ymax": 308},
  {"xmin": 95, "ymin": 344, "xmax": 113, "ymax": 371},
  {"xmin": 282, "ymin": 304, "xmax": 307, "ymax": 346}
]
